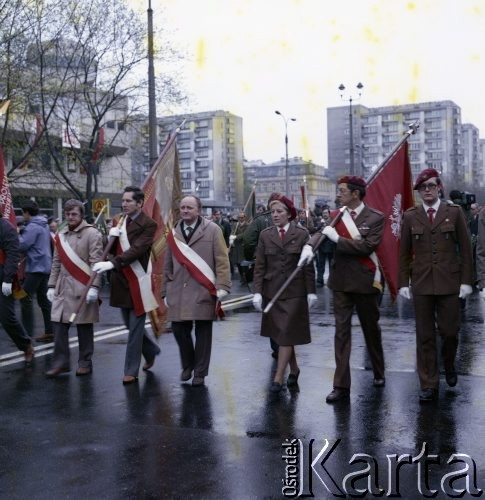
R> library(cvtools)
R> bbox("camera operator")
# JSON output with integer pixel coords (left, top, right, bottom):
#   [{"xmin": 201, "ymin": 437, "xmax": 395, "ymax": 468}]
[{"xmin": 448, "ymin": 190, "xmax": 476, "ymax": 225}]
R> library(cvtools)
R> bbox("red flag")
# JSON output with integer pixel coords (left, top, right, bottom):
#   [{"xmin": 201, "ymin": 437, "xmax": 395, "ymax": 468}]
[
  {"xmin": 0, "ymin": 145, "xmax": 16, "ymax": 227},
  {"xmin": 300, "ymin": 184, "xmax": 306, "ymax": 209},
  {"xmin": 142, "ymin": 135, "xmax": 182, "ymax": 335},
  {"xmin": 365, "ymin": 142, "xmax": 414, "ymax": 301}
]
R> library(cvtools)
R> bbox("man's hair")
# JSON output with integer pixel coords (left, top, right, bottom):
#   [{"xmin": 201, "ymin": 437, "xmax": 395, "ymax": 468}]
[
  {"xmin": 181, "ymin": 194, "xmax": 202, "ymax": 210},
  {"xmin": 64, "ymin": 199, "xmax": 85, "ymax": 215},
  {"xmin": 124, "ymin": 185, "xmax": 145, "ymax": 204},
  {"xmin": 21, "ymin": 200, "xmax": 39, "ymax": 216},
  {"xmin": 347, "ymin": 182, "xmax": 366, "ymax": 200}
]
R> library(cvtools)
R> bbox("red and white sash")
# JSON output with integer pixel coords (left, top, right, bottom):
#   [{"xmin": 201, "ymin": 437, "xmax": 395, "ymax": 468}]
[
  {"xmin": 333, "ymin": 210, "xmax": 382, "ymax": 291},
  {"xmin": 167, "ymin": 228, "xmax": 224, "ymax": 319},
  {"xmin": 54, "ymin": 233, "xmax": 91, "ymax": 285},
  {"xmin": 117, "ymin": 216, "xmax": 158, "ymax": 317}
]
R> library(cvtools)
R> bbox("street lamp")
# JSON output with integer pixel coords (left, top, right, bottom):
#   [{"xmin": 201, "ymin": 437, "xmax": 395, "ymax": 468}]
[
  {"xmin": 275, "ymin": 110, "xmax": 296, "ymax": 197},
  {"xmin": 338, "ymin": 82, "xmax": 364, "ymax": 176}
]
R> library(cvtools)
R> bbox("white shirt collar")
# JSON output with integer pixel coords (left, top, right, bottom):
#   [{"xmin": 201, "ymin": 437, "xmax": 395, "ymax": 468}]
[
  {"xmin": 348, "ymin": 202, "xmax": 365, "ymax": 217},
  {"xmin": 278, "ymin": 223, "xmax": 290, "ymax": 233},
  {"xmin": 422, "ymin": 199, "xmax": 441, "ymax": 213}
]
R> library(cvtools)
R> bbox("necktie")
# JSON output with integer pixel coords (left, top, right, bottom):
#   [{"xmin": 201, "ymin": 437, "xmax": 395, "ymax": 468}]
[
  {"xmin": 126, "ymin": 216, "xmax": 132, "ymax": 226},
  {"xmin": 279, "ymin": 227, "xmax": 285, "ymax": 240},
  {"xmin": 427, "ymin": 208, "xmax": 435, "ymax": 224},
  {"xmin": 350, "ymin": 210, "xmax": 357, "ymax": 220},
  {"xmin": 185, "ymin": 226, "xmax": 193, "ymax": 237}
]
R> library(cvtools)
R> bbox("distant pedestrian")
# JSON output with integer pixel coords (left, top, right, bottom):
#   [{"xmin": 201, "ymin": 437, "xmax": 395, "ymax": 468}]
[
  {"xmin": 45, "ymin": 199, "xmax": 103, "ymax": 377},
  {"xmin": 0, "ymin": 209, "xmax": 34, "ymax": 364},
  {"xmin": 477, "ymin": 208, "xmax": 485, "ymax": 300},
  {"xmin": 398, "ymin": 168, "xmax": 473, "ymax": 402},
  {"xmin": 93, "ymin": 186, "xmax": 161, "ymax": 385},
  {"xmin": 18, "ymin": 200, "xmax": 53, "ymax": 343},
  {"xmin": 253, "ymin": 195, "xmax": 316, "ymax": 393},
  {"xmin": 316, "ymin": 207, "xmax": 336, "ymax": 287},
  {"xmin": 229, "ymin": 212, "xmax": 249, "ymax": 284},
  {"xmin": 162, "ymin": 195, "xmax": 230, "ymax": 387}
]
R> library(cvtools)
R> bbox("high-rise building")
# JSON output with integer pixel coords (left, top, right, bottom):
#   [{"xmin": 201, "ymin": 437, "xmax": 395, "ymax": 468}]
[
  {"xmin": 156, "ymin": 110, "xmax": 244, "ymax": 209},
  {"xmin": 327, "ymin": 100, "xmax": 482, "ymax": 191}
]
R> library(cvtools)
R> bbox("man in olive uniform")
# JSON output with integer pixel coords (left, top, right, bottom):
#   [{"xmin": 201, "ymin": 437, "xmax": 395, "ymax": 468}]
[{"xmin": 398, "ymin": 168, "xmax": 473, "ymax": 402}]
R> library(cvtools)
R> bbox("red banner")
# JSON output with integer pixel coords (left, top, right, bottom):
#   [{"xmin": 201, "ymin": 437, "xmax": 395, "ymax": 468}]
[
  {"xmin": 141, "ymin": 135, "xmax": 182, "ymax": 334},
  {"xmin": 0, "ymin": 146, "xmax": 16, "ymax": 227},
  {"xmin": 365, "ymin": 142, "xmax": 414, "ymax": 301}
]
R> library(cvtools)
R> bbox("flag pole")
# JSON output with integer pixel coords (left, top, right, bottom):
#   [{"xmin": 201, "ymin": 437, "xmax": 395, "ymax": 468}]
[
  {"xmin": 366, "ymin": 120, "xmax": 419, "ymax": 187},
  {"xmin": 141, "ymin": 118, "xmax": 186, "ymax": 191},
  {"xmin": 230, "ymin": 181, "xmax": 257, "ymax": 246}
]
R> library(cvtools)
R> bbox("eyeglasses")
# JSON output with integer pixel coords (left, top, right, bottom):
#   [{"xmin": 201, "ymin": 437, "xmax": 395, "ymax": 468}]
[{"xmin": 418, "ymin": 182, "xmax": 438, "ymax": 192}]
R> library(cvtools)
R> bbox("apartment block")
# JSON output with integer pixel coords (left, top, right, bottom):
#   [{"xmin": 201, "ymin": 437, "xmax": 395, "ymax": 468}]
[
  {"xmin": 156, "ymin": 111, "xmax": 244, "ymax": 209},
  {"xmin": 327, "ymin": 100, "xmax": 482, "ymax": 191}
]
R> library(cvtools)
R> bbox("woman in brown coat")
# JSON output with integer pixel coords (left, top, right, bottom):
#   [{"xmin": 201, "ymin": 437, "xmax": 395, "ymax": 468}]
[{"xmin": 252, "ymin": 195, "xmax": 317, "ymax": 392}]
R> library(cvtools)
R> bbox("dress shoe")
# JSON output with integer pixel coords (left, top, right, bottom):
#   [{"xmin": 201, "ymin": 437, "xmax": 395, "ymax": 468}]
[
  {"xmin": 24, "ymin": 345, "xmax": 35, "ymax": 365},
  {"xmin": 270, "ymin": 381, "xmax": 284, "ymax": 393},
  {"xmin": 45, "ymin": 367, "xmax": 70, "ymax": 378},
  {"xmin": 76, "ymin": 367, "xmax": 92, "ymax": 376},
  {"xmin": 325, "ymin": 387, "xmax": 350, "ymax": 403},
  {"xmin": 122, "ymin": 375, "xmax": 138, "ymax": 385},
  {"xmin": 192, "ymin": 376, "xmax": 205, "ymax": 387},
  {"xmin": 445, "ymin": 371, "xmax": 457, "ymax": 387},
  {"xmin": 373, "ymin": 378, "xmax": 385, "ymax": 387},
  {"xmin": 35, "ymin": 333, "xmax": 54, "ymax": 343},
  {"xmin": 143, "ymin": 358, "xmax": 155, "ymax": 371},
  {"xmin": 181, "ymin": 368, "xmax": 192, "ymax": 381},
  {"xmin": 287, "ymin": 369, "xmax": 300, "ymax": 387},
  {"xmin": 419, "ymin": 388, "xmax": 437, "ymax": 402}
]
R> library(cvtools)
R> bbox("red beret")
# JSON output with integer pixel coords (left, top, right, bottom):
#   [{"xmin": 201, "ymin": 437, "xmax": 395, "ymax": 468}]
[
  {"xmin": 337, "ymin": 175, "xmax": 367, "ymax": 188},
  {"xmin": 413, "ymin": 168, "xmax": 440, "ymax": 190},
  {"xmin": 270, "ymin": 194, "xmax": 297, "ymax": 220}
]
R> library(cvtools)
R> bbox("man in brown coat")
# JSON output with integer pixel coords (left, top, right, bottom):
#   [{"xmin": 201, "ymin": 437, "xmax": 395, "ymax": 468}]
[
  {"xmin": 45, "ymin": 199, "xmax": 103, "ymax": 377},
  {"xmin": 162, "ymin": 195, "xmax": 231, "ymax": 387},
  {"xmin": 93, "ymin": 186, "xmax": 160, "ymax": 385},
  {"xmin": 398, "ymin": 168, "xmax": 473, "ymax": 402},
  {"xmin": 478, "ymin": 208, "xmax": 485, "ymax": 300},
  {"xmin": 298, "ymin": 175, "xmax": 386, "ymax": 403}
]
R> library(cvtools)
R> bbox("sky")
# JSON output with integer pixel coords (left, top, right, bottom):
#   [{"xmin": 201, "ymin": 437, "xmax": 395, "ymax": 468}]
[{"xmin": 130, "ymin": 0, "xmax": 484, "ymax": 166}]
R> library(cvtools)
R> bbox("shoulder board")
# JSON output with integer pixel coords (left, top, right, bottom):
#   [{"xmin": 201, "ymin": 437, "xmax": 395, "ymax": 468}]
[
  {"xmin": 405, "ymin": 207, "xmax": 417, "ymax": 212},
  {"xmin": 294, "ymin": 224, "xmax": 307, "ymax": 231},
  {"xmin": 446, "ymin": 202, "xmax": 461, "ymax": 208},
  {"xmin": 368, "ymin": 207, "xmax": 384, "ymax": 216},
  {"xmin": 260, "ymin": 226, "xmax": 274, "ymax": 234}
]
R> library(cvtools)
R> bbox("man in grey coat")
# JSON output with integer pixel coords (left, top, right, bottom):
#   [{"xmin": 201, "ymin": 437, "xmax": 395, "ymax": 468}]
[{"xmin": 162, "ymin": 195, "xmax": 231, "ymax": 386}]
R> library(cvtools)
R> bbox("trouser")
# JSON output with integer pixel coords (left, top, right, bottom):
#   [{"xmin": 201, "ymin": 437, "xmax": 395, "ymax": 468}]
[
  {"xmin": 121, "ymin": 308, "xmax": 161, "ymax": 377},
  {"xmin": 316, "ymin": 252, "xmax": 333, "ymax": 283},
  {"xmin": 0, "ymin": 291, "xmax": 32, "ymax": 352},
  {"xmin": 20, "ymin": 272, "xmax": 52, "ymax": 337},
  {"xmin": 332, "ymin": 291, "xmax": 385, "ymax": 389},
  {"xmin": 51, "ymin": 321, "xmax": 94, "ymax": 369},
  {"xmin": 172, "ymin": 320, "xmax": 213, "ymax": 377},
  {"xmin": 413, "ymin": 294, "xmax": 460, "ymax": 389}
]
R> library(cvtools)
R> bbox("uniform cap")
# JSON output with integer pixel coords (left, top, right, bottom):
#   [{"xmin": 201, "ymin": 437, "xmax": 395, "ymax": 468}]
[
  {"xmin": 413, "ymin": 168, "xmax": 440, "ymax": 190},
  {"xmin": 270, "ymin": 194, "xmax": 297, "ymax": 220},
  {"xmin": 337, "ymin": 175, "xmax": 366, "ymax": 188}
]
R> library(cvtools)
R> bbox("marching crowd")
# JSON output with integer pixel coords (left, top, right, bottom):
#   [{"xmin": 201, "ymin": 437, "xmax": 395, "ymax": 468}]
[{"xmin": 1, "ymin": 168, "xmax": 484, "ymax": 403}]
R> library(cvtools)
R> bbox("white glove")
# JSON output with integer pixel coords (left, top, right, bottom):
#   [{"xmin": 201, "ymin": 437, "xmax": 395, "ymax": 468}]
[
  {"xmin": 459, "ymin": 284, "xmax": 473, "ymax": 299},
  {"xmin": 307, "ymin": 293, "xmax": 318, "ymax": 310},
  {"xmin": 109, "ymin": 226, "xmax": 121, "ymax": 238},
  {"xmin": 229, "ymin": 234, "xmax": 236, "ymax": 245},
  {"xmin": 398, "ymin": 287, "xmax": 411, "ymax": 300},
  {"xmin": 252, "ymin": 292, "xmax": 262, "ymax": 312},
  {"xmin": 1, "ymin": 282, "xmax": 12, "ymax": 296},
  {"xmin": 297, "ymin": 244, "xmax": 314, "ymax": 267},
  {"xmin": 480, "ymin": 289, "xmax": 485, "ymax": 300},
  {"xmin": 86, "ymin": 287, "xmax": 98, "ymax": 303},
  {"xmin": 47, "ymin": 288, "xmax": 55, "ymax": 302},
  {"xmin": 163, "ymin": 297, "xmax": 168, "ymax": 307},
  {"xmin": 92, "ymin": 261, "xmax": 114, "ymax": 273},
  {"xmin": 216, "ymin": 289, "xmax": 228, "ymax": 299},
  {"xmin": 322, "ymin": 226, "xmax": 340, "ymax": 243}
]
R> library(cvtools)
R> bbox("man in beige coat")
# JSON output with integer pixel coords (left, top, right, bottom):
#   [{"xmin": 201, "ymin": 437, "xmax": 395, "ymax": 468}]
[
  {"xmin": 162, "ymin": 195, "xmax": 231, "ymax": 386},
  {"xmin": 46, "ymin": 199, "xmax": 103, "ymax": 377}
]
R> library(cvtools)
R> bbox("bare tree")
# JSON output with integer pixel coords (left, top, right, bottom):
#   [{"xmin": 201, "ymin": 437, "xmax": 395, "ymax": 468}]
[{"xmin": 0, "ymin": 0, "xmax": 186, "ymax": 214}]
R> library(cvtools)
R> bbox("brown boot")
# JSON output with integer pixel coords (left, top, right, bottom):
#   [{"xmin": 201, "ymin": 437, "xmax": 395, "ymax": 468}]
[
  {"xmin": 24, "ymin": 345, "xmax": 35, "ymax": 365},
  {"xmin": 35, "ymin": 333, "xmax": 54, "ymax": 343}
]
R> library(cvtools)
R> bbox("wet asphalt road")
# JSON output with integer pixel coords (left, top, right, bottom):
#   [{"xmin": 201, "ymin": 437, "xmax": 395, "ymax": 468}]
[{"xmin": 0, "ymin": 280, "xmax": 484, "ymax": 499}]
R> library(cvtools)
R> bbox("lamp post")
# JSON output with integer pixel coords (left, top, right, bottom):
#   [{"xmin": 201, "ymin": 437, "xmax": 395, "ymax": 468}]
[
  {"xmin": 275, "ymin": 110, "xmax": 296, "ymax": 197},
  {"xmin": 338, "ymin": 82, "xmax": 363, "ymax": 176}
]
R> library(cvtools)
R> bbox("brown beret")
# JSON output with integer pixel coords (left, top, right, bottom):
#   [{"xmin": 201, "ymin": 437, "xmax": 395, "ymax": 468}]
[
  {"xmin": 337, "ymin": 175, "xmax": 367, "ymax": 188},
  {"xmin": 270, "ymin": 194, "xmax": 297, "ymax": 220},
  {"xmin": 413, "ymin": 168, "xmax": 440, "ymax": 190}
]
